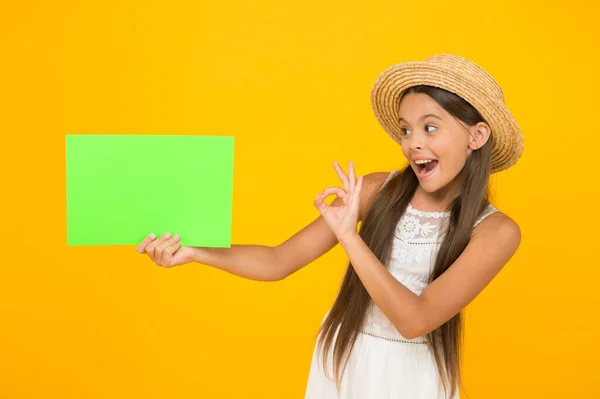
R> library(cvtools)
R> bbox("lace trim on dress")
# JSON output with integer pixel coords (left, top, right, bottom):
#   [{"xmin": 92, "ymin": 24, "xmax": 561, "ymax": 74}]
[{"xmin": 406, "ymin": 203, "xmax": 450, "ymax": 219}]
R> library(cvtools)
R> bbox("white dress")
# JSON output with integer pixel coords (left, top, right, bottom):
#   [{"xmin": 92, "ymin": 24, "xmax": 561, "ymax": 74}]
[{"xmin": 304, "ymin": 170, "xmax": 499, "ymax": 399}]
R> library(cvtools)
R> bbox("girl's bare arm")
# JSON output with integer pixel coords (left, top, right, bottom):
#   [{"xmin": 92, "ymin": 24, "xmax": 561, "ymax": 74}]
[{"xmin": 191, "ymin": 172, "xmax": 389, "ymax": 281}]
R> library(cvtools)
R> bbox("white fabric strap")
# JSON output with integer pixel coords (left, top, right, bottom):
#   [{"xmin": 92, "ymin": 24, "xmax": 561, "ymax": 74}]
[{"xmin": 474, "ymin": 207, "xmax": 498, "ymax": 227}]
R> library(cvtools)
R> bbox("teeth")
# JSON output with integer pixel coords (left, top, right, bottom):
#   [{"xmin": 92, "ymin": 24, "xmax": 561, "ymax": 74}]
[{"xmin": 415, "ymin": 159, "xmax": 435, "ymax": 164}]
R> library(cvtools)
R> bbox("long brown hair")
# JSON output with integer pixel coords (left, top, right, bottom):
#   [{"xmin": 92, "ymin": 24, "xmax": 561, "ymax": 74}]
[{"xmin": 316, "ymin": 85, "xmax": 493, "ymax": 398}]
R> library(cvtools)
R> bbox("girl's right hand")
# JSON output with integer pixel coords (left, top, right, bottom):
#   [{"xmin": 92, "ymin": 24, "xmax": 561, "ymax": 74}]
[{"xmin": 136, "ymin": 232, "xmax": 197, "ymax": 268}]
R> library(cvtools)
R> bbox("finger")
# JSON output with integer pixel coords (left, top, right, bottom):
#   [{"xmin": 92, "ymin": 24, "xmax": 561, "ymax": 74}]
[
  {"xmin": 154, "ymin": 234, "xmax": 180, "ymax": 265},
  {"xmin": 136, "ymin": 233, "xmax": 156, "ymax": 253},
  {"xmin": 321, "ymin": 186, "xmax": 347, "ymax": 200},
  {"xmin": 349, "ymin": 175, "xmax": 363, "ymax": 208},
  {"xmin": 333, "ymin": 161, "xmax": 349, "ymax": 190},
  {"xmin": 146, "ymin": 232, "xmax": 172, "ymax": 261},
  {"xmin": 160, "ymin": 241, "xmax": 181, "ymax": 267},
  {"xmin": 314, "ymin": 193, "xmax": 329, "ymax": 214},
  {"xmin": 355, "ymin": 175, "xmax": 363, "ymax": 197},
  {"xmin": 348, "ymin": 161, "xmax": 356, "ymax": 189}
]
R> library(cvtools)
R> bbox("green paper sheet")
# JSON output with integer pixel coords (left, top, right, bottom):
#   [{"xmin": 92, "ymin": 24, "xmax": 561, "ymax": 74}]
[{"xmin": 66, "ymin": 134, "xmax": 234, "ymax": 247}]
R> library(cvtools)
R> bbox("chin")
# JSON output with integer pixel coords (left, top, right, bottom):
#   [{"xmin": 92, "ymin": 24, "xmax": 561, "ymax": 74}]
[
  {"xmin": 419, "ymin": 181, "xmax": 445, "ymax": 193},
  {"xmin": 413, "ymin": 167, "xmax": 440, "ymax": 191}
]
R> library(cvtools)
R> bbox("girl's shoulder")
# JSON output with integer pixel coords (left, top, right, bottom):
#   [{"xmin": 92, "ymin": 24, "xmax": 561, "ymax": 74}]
[
  {"xmin": 362, "ymin": 171, "xmax": 394, "ymax": 191},
  {"xmin": 358, "ymin": 171, "xmax": 396, "ymax": 219},
  {"xmin": 472, "ymin": 206, "xmax": 520, "ymax": 244},
  {"xmin": 372, "ymin": 170, "xmax": 400, "ymax": 191},
  {"xmin": 475, "ymin": 203, "xmax": 500, "ymax": 227}
]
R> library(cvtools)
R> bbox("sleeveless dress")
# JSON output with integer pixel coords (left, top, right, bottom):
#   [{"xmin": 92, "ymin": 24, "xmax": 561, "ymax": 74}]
[{"xmin": 304, "ymin": 170, "xmax": 499, "ymax": 399}]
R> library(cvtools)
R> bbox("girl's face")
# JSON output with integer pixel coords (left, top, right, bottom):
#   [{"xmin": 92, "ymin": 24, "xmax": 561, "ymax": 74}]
[{"xmin": 398, "ymin": 92, "xmax": 490, "ymax": 196}]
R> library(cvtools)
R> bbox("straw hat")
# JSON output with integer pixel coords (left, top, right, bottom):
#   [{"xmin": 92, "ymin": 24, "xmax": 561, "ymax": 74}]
[{"xmin": 370, "ymin": 54, "xmax": 524, "ymax": 173}]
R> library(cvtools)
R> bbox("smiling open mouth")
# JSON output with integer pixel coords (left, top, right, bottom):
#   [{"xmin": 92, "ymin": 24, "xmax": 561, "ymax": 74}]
[{"xmin": 415, "ymin": 159, "xmax": 438, "ymax": 177}]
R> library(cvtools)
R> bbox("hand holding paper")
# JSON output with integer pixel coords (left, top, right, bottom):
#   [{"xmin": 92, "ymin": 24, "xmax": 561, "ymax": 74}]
[{"xmin": 136, "ymin": 232, "xmax": 198, "ymax": 267}]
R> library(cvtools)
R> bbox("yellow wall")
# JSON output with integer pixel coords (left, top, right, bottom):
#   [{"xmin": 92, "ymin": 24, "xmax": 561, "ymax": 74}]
[{"xmin": 1, "ymin": 0, "xmax": 598, "ymax": 397}]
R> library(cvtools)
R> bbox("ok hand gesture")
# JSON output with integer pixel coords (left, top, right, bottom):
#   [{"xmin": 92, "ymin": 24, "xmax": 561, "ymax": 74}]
[{"xmin": 313, "ymin": 161, "xmax": 363, "ymax": 241}]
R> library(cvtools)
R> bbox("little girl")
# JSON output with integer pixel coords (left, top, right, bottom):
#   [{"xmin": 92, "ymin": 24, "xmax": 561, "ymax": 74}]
[{"xmin": 136, "ymin": 54, "xmax": 524, "ymax": 398}]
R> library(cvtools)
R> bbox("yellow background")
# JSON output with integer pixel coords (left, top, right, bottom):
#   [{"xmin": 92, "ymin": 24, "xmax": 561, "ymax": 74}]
[{"xmin": 1, "ymin": 0, "xmax": 598, "ymax": 398}]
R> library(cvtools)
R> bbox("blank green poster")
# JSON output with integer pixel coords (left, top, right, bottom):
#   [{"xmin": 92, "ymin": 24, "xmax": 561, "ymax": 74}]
[{"xmin": 66, "ymin": 135, "xmax": 234, "ymax": 247}]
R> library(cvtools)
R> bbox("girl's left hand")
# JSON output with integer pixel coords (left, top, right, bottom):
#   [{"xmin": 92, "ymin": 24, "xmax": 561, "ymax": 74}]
[{"xmin": 314, "ymin": 161, "xmax": 363, "ymax": 241}]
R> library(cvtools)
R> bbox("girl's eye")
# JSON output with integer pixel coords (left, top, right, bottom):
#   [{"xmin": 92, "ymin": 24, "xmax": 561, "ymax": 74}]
[{"xmin": 399, "ymin": 125, "xmax": 436, "ymax": 136}]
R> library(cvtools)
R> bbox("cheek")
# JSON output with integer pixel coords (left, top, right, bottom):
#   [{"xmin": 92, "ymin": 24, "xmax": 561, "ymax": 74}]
[
  {"xmin": 401, "ymin": 141, "xmax": 410, "ymax": 158},
  {"xmin": 443, "ymin": 151, "xmax": 469, "ymax": 171},
  {"xmin": 436, "ymin": 142, "xmax": 468, "ymax": 170}
]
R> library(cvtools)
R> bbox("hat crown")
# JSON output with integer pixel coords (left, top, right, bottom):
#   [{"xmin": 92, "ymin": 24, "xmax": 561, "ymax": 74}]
[{"xmin": 425, "ymin": 54, "xmax": 505, "ymax": 103}]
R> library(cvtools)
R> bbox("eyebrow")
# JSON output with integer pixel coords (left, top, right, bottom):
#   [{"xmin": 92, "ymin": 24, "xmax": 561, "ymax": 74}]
[{"xmin": 398, "ymin": 114, "xmax": 443, "ymax": 124}]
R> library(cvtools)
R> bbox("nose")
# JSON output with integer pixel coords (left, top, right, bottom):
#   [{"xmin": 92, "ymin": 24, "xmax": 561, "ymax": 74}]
[
  {"xmin": 408, "ymin": 134, "xmax": 424, "ymax": 151},
  {"xmin": 410, "ymin": 142, "xmax": 422, "ymax": 151}
]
